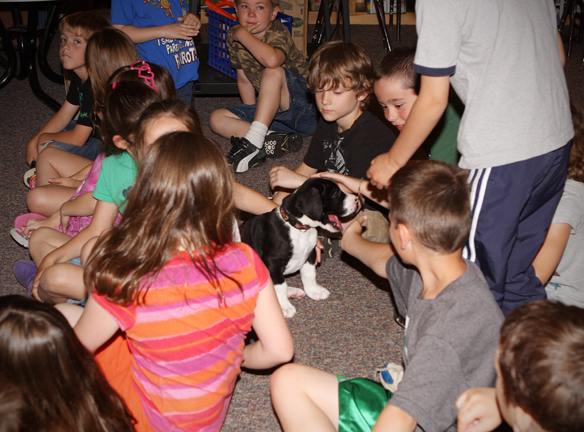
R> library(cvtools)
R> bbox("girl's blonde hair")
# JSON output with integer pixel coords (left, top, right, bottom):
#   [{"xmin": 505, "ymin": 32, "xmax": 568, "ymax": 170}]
[
  {"xmin": 85, "ymin": 132, "xmax": 237, "ymax": 305},
  {"xmin": 58, "ymin": 12, "xmax": 108, "ymax": 42}
]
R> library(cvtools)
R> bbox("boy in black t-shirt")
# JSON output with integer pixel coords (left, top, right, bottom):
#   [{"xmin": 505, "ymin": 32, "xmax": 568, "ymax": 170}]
[
  {"xmin": 25, "ymin": 12, "xmax": 108, "ymax": 166},
  {"xmin": 269, "ymin": 41, "xmax": 396, "ymax": 244}
]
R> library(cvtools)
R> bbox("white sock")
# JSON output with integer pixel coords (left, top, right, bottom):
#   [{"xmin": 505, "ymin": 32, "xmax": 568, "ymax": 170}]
[{"xmin": 245, "ymin": 121, "xmax": 269, "ymax": 149}]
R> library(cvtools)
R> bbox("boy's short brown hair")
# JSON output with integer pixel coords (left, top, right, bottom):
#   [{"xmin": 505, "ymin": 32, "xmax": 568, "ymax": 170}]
[
  {"xmin": 388, "ymin": 160, "xmax": 470, "ymax": 253},
  {"xmin": 375, "ymin": 46, "xmax": 420, "ymax": 94},
  {"xmin": 498, "ymin": 300, "xmax": 584, "ymax": 432},
  {"xmin": 306, "ymin": 41, "xmax": 374, "ymax": 107},
  {"xmin": 234, "ymin": 0, "xmax": 279, "ymax": 7},
  {"xmin": 58, "ymin": 12, "xmax": 109, "ymax": 42}
]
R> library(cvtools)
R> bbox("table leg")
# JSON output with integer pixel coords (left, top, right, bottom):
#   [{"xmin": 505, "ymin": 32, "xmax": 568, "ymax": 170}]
[
  {"xmin": 26, "ymin": 8, "xmax": 60, "ymax": 111},
  {"xmin": 37, "ymin": 4, "xmax": 63, "ymax": 84},
  {"xmin": 0, "ymin": 17, "xmax": 17, "ymax": 89},
  {"xmin": 341, "ymin": 0, "xmax": 350, "ymax": 42}
]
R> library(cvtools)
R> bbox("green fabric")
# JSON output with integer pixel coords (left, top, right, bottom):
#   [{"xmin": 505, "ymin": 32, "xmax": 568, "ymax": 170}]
[
  {"xmin": 92, "ymin": 151, "xmax": 138, "ymax": 214},
  {"xmin": 337, "ymin": 375, "xmax": 392, "ymax": 432},
  {"xmin": 425, "ymin": 91, "xmax": 464, "ymax": 165}
]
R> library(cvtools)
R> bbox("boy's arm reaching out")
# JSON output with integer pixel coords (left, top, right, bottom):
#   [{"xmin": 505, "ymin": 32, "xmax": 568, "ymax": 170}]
[
  {"xmin": 314, "ymin": 172, "xmax": 390, "ymax": 209},
  {"xmin": 234, "ymin": 182, "xmax": 277, "ymax": 215},
  {"xmin": 340, "ymin": 216, "xmax": 395, "ymax": 277},
  {"xmin": 367, "ymin": 75, "xmax": 451, "ymax": 188},
  {"xmin": 270, "ymin": 163, "xmax": 317, "ymax": 205}
]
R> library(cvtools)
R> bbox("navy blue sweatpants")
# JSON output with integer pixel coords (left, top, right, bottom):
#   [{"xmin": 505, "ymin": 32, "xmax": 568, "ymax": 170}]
[{"xmin": 463, "ymin": 143, "xmax": 571, "ymax": 315}]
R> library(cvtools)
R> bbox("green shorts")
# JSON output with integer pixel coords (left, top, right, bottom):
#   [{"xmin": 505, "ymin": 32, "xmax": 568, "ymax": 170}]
[{"xmin": 337, "ymin": 375, "xmax": 393, "ymax": 432}]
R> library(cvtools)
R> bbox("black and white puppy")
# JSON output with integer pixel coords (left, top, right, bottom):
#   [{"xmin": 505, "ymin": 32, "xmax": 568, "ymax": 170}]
[{"xmin": 241, "ymin": 178, "xmax": 361, "ymax": 318}]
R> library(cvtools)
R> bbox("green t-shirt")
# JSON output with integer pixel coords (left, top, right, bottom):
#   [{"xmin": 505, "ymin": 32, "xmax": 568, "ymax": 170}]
[
  {"xmin": 227, "ymin": 20, "xmax": 308, "ymax": 92},
  {"xmin": 92, "ymin": 151, "xmax": 138, "ymax": 214},
  {"xmin": 425, "ymin": 90, "xmax": 464, "ymax": 166}
]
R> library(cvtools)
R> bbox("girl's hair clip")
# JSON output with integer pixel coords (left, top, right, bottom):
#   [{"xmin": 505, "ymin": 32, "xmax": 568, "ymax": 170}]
[
  {"xmin": 112, "ymin": 82, "xmax": 117, "ymax": 90},
  {"xmin": 130, "ymin": 60, "xmax": 158, "ymax": 94}
]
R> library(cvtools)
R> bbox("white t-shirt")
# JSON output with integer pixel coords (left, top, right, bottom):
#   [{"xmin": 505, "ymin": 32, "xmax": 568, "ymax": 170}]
[{"xmin": 414, "ymin": 0, "xmax": 573, "ymax": 169}]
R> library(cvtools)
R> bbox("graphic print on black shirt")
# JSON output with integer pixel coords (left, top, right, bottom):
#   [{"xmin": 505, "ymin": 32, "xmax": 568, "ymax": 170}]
[{"xmin": 323, "ymin": 135, "xmax": 348, "ymax": 175}]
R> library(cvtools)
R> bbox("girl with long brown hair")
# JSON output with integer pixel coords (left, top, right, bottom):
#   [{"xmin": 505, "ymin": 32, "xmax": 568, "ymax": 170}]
[
  {"xmin": 0, "ymin": 295, "xmax": 135, "ymax": 431},
  {"xmin": 21, "ymin": 63, "xmax": 183, "ymax": 305},
  {"xmin": 58, "ymin": 132, "xmax": 293, "ymax": 432}
]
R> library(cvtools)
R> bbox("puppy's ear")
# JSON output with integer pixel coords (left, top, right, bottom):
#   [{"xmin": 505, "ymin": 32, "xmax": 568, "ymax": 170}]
[{"xmin": 291, "ymin": 187, "xmax": 322, "ymax": 220}]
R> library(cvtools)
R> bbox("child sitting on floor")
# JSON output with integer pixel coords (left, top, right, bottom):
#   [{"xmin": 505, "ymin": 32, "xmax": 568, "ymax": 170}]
[
  {"xmin": 271, "ymin": 160, "xmax": 503, "ymax": 432},
  {"xmin": 26, "ymin": 27, "xmax": 140, "ymax": 216},
  {"xmin": 25, "ymin": 12, "xmax": 108, "ymax": 166},
  {"xmin": 456, "ymin": 300, "xmax": 584, "ymax": 432},
  {"xmin": 57, "ymin": 131, "xmax": 294, "ymax": 432},
  {"xmin": 269, "ymin": 41, "xmax": 396, "ymax": 246},
  {"xmin": 0, "ymin": 295, "xmax": 135, "ymax": 431},
  {"xmin": 532, "ymin": 102, "xmax": 584, "ymax": 308},
  {"xmin": 374, "ymin": 46, "xmax": 463, "ymax": 165},
  {"xmin": 209, "ymin": 0, "xmax": 319, "ymax": 173},
  {"xmin": 16, "ymin": 63, "xmax": 181, "ymax": 304}
]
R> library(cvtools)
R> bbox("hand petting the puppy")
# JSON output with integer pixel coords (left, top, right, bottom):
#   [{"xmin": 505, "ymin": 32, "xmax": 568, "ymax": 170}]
[{"xmin": 269, "ymin": 166, "xmax": 307, "ymax": 190}]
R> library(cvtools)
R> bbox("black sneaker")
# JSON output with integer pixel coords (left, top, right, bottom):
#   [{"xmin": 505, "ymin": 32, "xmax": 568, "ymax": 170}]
[
  {"xmin": 228, "ymin": 137, "xmax": 267, "ymax": 173},
  {"xmin": 263, "ymin": 131, "xmax": 303, "ymax": 158}
]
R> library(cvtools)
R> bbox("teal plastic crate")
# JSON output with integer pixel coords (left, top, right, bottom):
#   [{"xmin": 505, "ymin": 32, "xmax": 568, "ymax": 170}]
[{"xmin": 207, "ymin": 6, "xmax": 293, "ymax": 78}]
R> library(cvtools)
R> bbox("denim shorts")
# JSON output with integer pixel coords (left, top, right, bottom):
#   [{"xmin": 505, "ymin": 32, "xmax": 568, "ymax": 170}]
[
  {"xmin": 44, "ymin": 120, "xmax": 102, "ymax": 161},
  {"xmin": 226, "ymin": 67, "xmax": 319, "ymax": 137}
]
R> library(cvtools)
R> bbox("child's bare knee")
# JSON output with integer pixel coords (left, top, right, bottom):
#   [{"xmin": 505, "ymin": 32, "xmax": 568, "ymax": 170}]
[
  {"xmin": 209, "ymin": 109, "xmax": 228, "ymax": 132},
  {"xmin": 271, "ymin": 363, "xmax": 300, "ymax": 393},
  {"xmin": 260, "ymin": 67, "xmax": 284, "ymax": 83},
  {"xmin": 29, "ymin": 227, "xmax": 54, "ymax": 249},
  {"xmin": 40, "ymin": 263, "xmax": 84, "ymax": 301}
]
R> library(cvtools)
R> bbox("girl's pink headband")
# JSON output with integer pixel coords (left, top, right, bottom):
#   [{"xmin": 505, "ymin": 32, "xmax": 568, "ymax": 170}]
[{"xmin": 112, "ymin": 60, "xmax": 159, "ymax": 93}]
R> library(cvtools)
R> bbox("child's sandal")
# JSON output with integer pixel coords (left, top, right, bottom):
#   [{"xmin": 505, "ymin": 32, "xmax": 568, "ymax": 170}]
[
  {"xmin": 375, "ymin": 362, "xmax": 404, "ymax": 393},
  {"xmin": 24, "ymin": 167, "xmax": 36, "ymax": 189}
]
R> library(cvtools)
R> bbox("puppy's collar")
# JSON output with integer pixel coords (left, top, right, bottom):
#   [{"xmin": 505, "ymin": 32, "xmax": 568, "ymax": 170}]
[{"xmin": 279, "ymin": 206, "xmax": 310, "ymax": 231}]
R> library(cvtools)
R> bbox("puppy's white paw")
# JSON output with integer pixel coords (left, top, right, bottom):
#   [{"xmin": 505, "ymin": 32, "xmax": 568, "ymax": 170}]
[
  {"xmin": 304, "ymin": 285, "xmax": 330, "ymax": 300},
  {"xmin": 280, "ymin": 301, "xmax": 297, "ymax": 318},
  {"xmin": 287, "ymin": 286, "xmax": 306, "ymax": 298},
  {"xmin": 274, "ymin": 283, "xmax": 297, "ymax": 318}
]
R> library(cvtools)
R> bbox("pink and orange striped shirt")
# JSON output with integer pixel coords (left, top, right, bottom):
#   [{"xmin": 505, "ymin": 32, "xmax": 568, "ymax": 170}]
[{"xmin": 93, "ymin": 243, "xmax": 268, "ymax": 431}]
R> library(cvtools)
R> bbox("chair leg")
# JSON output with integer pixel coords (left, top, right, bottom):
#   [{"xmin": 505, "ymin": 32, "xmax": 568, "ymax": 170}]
[{"xmin": 372, "ymin": 0, "xmax": 392, "ymax": 51}]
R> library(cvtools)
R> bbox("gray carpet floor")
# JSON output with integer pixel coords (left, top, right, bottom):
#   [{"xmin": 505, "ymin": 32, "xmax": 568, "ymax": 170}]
[{"xmin": 1, "ymin": 16, "xmax": 583, "ymax": 431}]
